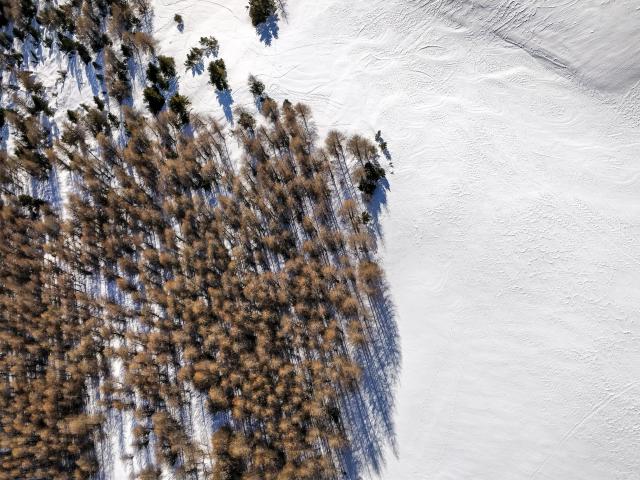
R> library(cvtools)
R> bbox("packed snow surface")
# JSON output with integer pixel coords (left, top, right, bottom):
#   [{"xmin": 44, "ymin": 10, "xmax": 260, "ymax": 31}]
[{"xmin": 50, "ymin": 0, "xmax": 640, "ymax": 477}]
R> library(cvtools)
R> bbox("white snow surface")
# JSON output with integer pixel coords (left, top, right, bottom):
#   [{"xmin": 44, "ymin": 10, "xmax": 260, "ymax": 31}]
[
  {"xmin": 147, "ymin": 0, "xmax": 640, "ymax": 479},
  {"xmin": 37, "ymin": 0, "xmax": 640, "ymax": 478}
]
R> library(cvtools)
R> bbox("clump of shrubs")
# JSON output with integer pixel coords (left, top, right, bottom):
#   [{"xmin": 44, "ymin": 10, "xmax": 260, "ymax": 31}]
[{"xmin": 375, "ymin": 130, "xmax": 387, "ymax": 150}]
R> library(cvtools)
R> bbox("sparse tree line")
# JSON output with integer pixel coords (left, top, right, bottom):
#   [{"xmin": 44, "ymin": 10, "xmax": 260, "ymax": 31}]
[
  {"xmin": 1, "ymin": 0, "xmax": 390, "ymax": 479},
  {"xmin": 175, "ymin": 1, "xmax": 282, "ymax": 36}
]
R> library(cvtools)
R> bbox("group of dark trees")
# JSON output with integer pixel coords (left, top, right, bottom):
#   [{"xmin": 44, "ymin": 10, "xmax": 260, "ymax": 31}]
[
  {"xmin": 143, "ymin": 55, "xmax": 177, "ymax": 114},
  {"xmin": 0, "ymin": 0, "xmax": 391, "ymax": 479},
  {"xmin": 185, "ymin": 36, "xmax": 219, "ymax": 70},
  {"xmin": 0, "ymin": 0, "xmax": 156, "ymax": 121}
]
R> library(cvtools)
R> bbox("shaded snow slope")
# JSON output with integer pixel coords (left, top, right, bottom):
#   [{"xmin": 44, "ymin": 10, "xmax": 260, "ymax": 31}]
[{"xmin": 152, "ymin": 0, "xmax": 640, "ymax": 478}]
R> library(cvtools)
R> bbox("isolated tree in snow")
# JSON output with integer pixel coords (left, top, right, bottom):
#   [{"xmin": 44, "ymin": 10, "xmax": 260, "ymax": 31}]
[
  {"xmin": 208, "ymin": 59, "xmax": 229, "ymax": 90},
  {"xmin": 248, "ymin": 0, "xmax": 276, "ymax": 27}
]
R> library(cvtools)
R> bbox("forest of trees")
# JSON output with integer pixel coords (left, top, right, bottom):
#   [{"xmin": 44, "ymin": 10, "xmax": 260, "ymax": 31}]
[{"xmin": 0, "ymin": 0, "xmax": 390, "ymax": 479}]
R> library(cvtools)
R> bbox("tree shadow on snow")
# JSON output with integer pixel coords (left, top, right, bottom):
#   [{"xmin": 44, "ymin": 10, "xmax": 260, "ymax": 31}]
[
  {"xmin": 84, "ymin": 61, "xmax": 102, "ymax": 97},
  {"xmin": 187, "ymin": 62, "xmax": 205, "ymax": 77},
  {"xmin": 333, "ymin": 158, "xmax": 399, "ymax": 478},
  {"xmin": 341, "ymin": 280, "xmax": 400, "ymax": 478},
  {"xmin": 216, "ymin": 89, "xmax": 234, "ymax": 123},
  {"xmin": 256, "ymin": 15, "xmax": 279, "ymax": 46},
  {"xmin": 366, "ymin": 178, "xmax": 390, "ymax": 242}
]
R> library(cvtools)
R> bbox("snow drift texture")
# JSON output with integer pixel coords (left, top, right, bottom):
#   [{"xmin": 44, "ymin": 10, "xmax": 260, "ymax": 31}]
[{"xmin": 43, "ymin": 0, "xmax": 640, "ymax": 478}]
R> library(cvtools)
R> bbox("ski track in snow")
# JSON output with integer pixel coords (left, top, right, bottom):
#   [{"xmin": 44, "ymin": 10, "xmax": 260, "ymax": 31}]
[{"xmin": 34, "ymin": 0, "xmax": 640, "ymax": 478}]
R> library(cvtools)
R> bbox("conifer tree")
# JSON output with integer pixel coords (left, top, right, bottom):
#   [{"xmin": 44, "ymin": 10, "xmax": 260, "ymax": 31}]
[{"xmin": 208, "ymin": 59, "xmax": 229, "ymax": 90}]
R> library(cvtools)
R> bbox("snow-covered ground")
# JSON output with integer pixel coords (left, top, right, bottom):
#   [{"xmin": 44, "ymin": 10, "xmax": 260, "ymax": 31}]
[{"xmin": 43, "ymin": 0, "xmax": 640, "ymax": 477}]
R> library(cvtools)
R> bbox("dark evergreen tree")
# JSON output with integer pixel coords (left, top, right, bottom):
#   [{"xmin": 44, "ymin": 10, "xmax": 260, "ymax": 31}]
[
  {"xmin": 199, "ymin": 36, "xmax": 219, "ymax": 56},
  {"xmin": 248, "ymin": 0, "xmax": 276, "ymax": 27},
  {"xmin": 184, "ymin": 47, "xmax": 204, "ymax": 70},
  {"xmin": 248, "ymin": 74, "xmax": 265, "ymax": 97},
  {"xmin": 169, "ymin": 94, "xmax": 191, "ymax": 125},
  {"xmin": 208, "ymin": 59, "xmax": 228, "ymax": 90},
  {"xmin": 158, "ymin": 55, "xmax": 176, "ymax": 79},
  {"xmin": 143, "ymin": 86, "xmax": 165, "ymax": 115},
  {"xmin": 357, "ymin": 161, "xmax": 386, "ymax": 196}
]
